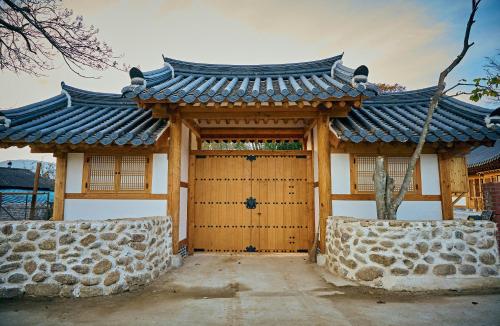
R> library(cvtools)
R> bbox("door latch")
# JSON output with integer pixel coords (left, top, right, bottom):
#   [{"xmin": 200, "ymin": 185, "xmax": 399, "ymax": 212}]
[
  {"xmin": 246, "ymin": 155, "xmax": 256, "ymax": 161},
  {"xmin": 245, "ymin": 197, "xmax": 257, "ymax": 209}
]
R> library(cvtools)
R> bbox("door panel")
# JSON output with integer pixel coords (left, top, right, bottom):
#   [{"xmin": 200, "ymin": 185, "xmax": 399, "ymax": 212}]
[{"xmin": 192, "ymin": 152, "xmax": 313, "ymax": 252}]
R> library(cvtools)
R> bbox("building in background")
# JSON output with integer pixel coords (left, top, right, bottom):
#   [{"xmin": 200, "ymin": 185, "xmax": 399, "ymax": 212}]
[
  {"xmin": 0, "ymin": 165, "xmax": 54, "ymax": 220},
  {"xmin": 466, "ymin": 141, "xmax": 500, "ymax": 211}
]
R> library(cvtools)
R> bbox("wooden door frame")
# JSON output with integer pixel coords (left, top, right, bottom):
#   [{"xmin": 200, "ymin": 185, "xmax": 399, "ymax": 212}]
[{"xmin": 186, "ymin": 150, "xmax": 315, "ymax": 254}]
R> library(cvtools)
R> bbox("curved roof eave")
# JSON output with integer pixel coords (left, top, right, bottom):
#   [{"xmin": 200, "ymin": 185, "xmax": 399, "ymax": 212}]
[
  {"xmin": 0, "ymin": 83, "xmax": 168, "ymax": 147},
  {"xmin": 331, "ymin": 87, "xmax": 500, "ymax": 145},
  {"xmin": 122, "ymin": 54, "xmax": 375, "ymax": 103}
]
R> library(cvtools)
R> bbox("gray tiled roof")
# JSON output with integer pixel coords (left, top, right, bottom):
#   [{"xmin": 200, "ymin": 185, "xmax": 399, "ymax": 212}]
[
  {"xmin": 0, "ymin": 83, "xmax": 167, "ymax": 147},
  {"xmin": 466, "ymin": 140, "xmax": 500, "ymax": 168},
  {"xmin": 331, "ymin": 87, "xmax": 500, "ymax": 143},
  {"xmin": 0, "ymin": 167, "xmax": 54, "ymax": 190},
  {"xmin": 122, "ymin": 55, "xmax": 378, "ymax": 103}
]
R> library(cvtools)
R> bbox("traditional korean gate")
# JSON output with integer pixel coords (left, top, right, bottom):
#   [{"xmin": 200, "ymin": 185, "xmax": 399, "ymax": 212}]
[{"xmin": 191, "ymin": 151, "xmax": 313, "ymax": 252}]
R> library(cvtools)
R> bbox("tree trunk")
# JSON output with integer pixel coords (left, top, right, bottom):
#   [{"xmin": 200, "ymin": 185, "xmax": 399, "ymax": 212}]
[
  {"xmin": 374, "ymin": 156, "xmax": 387, "ymax": 219},
  {"xmin": 372, "ymin": 0, "xmax": 480, "ymax": 220}
]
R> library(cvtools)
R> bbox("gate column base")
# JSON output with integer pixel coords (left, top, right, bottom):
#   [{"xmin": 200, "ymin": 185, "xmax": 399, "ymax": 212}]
[
  {"xmin": 171, "ymin": 254, "xmax": 184, "ymax": 268},
  {"xmin": 316, "ymin": 254, "xmax": 326, "ymax": 266}
]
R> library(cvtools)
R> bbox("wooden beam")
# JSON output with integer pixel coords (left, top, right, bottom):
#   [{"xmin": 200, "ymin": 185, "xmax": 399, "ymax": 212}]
[
  {"xmin": 438, "ymin": 154, "xmax": 454, "ymax": 220},
  {"xmin": 160, "ymin": 105, "xmax": 352, "ymax": 120},
  {"xmin": 153, "ymin": 128, "xmax": 169, "ymax": 152},
  {"xmin": 331, "ymin": 194, "xmax": 441, "ymax": 201},
  {"xmin": 191, "ymin": 150, "xmax": 311, "ymax": 156},
  {"xmin": 30, "ymin": 144, "xmax": 162, "ymax": 154},
  {"xmin": 182, "ymin": 119, "xmax": 201, "ymax": 139},
  {"xmin": 329, "ymin": 131, "xmax": 341, "ymax": 149},
  {"xmin": 200, "ymin": 128, "xmax": 305, "ymax": 139},
  {"xmin": 151, "ymin": 103, "xmax": 165, "ymax": 118},
  {"xmin": 303, "ymin": 119, "xmax": 317, "ymax": 137},
  {"xmin": 317, "ymin": 116, "xmax": 332, "ymax": 253},
  {"xmin": 52, "ymin": 152, "xmax": 67, "ymax": 221},
  {"xmin": 168, "ymin": 114, "xmax": 182, "ymax": 254},
  {"xmin": 331, "ymin": 142, "xmax": 441, "ymax": 155},
  {"xmin": 452, "ymin": 192, "xmax": 466, "ymax": 206}
]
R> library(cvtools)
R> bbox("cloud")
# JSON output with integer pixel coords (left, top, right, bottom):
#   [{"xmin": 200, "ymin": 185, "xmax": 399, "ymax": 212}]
[{"xmin": 0, "ymin": 0, "xmax": 456, "ymax": 110}]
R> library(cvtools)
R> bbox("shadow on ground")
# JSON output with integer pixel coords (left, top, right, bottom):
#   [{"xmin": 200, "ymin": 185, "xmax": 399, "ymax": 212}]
[{"xmin": 1, "ymin": 254, "xmax": 499, "ymax": 326}]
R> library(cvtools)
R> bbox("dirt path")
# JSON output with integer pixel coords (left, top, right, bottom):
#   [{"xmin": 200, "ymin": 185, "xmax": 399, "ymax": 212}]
[{"xmin": 1, "ymin": 254, "xmax": 499, "ymax": 326}]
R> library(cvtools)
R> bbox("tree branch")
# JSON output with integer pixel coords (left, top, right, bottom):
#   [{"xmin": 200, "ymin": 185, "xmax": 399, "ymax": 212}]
[{"xmin": 389, "ymin": 0, "xmax": 480, "ymax": 217}]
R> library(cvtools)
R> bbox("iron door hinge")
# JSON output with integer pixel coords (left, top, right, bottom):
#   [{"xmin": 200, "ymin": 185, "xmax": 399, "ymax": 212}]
[{"xmin": 245, "ymin": 197, "xmax": 257, "ymax": 209}]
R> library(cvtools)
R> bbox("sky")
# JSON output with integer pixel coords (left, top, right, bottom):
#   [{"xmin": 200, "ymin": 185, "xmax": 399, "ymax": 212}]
[{"xmin": 0, "ymin": 0, "xmax": 499, "ymax": 163}]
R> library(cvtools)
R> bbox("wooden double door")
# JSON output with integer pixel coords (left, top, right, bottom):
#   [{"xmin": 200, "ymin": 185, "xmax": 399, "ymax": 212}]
[{"xmin": 190, "ymin": 151, "xmax": 314, "ymax": 252}]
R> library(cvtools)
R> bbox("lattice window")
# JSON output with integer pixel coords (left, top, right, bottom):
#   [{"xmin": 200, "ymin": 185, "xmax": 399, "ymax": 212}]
[
  {"xmin": 353, "ymin": 155, "xmax": 419, "ymax": 194},
  {"xmin": 354, "ymin": 156, "xmax": 376, "ymax": 192},
  {"xmin": 88, "ymin": 155, "xmax": 116, "ymax": 191},
  {"xmin": 85, "ymin": 154, "xmax": 150, "ymax": 193},
  {"xmin": 120, "ymin": 156, "xmax": 148, "ymax": 191},
  {"xmin": 387, "ymin": 157, "xmax": 415, "ymax": 192}
]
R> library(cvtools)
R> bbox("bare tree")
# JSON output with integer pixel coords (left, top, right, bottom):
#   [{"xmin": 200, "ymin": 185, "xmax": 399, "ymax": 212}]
[
  {"xmin": 0, "ymin": 0, "xmax": 122, "ymax": 76},
  {"xmin": 374, "ymin": 0, "xmax": 481, "ymax": 220}
]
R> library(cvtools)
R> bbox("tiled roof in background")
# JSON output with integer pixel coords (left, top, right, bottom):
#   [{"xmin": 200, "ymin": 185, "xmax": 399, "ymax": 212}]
[
  {"xmin": 466, "ymin": 140, "xmax": 500, "ymax": 172},
  {"xmin": 0, "ymin": 167, "xmax": 54, "ymax": 190}
]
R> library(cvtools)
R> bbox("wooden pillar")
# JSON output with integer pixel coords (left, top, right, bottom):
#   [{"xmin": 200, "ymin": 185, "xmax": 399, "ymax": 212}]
[
  {"xmin": 438, "ymin": 154, "xmax": 453, "ymax": 220},
  {"xmin": 52, "ymin": 152, "xmax": 67, "ymax": 221},
  {"xmin": 317, "ymin": 115, "xmax": 332, "ymax": 253},
  {"xmin": 168, "ymin": 114, "xmax": 182, "ymax": 253}
]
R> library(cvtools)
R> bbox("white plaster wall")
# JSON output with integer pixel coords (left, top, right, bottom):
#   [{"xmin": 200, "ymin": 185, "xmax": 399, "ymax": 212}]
[
  {"xmin": 420, "ymin": 154, "xmax": 441, "ymax": 195},
  {"xmin": 332, "ymin": 200, "xmax": 442, "ymax": 220},
  {"xmin": 306, "ymin": 132, "xmax": 313, "ymax": 150},
  {"xmin": 152, "ymin": 153, "xmax": 168, "ymax": 194},
  {"xmin": 333, "ymin": 200, "xmax": 376, "ymax": 219},
  {"xmin": 312, "ymin": 126, "xmax": 320, "ymax": 239},
  {"xmin": 331, "ymin": 153, "xmax": 350, "ymax": 194},
  {"xmin": 180, "ymin": 124, "xmax": 190, "ymax": 182},
  {"xmin": 397, "ymin": 201, "xmax": 442, "ymax": 220},
  {"xmin": 453, "ymin": 196, "xmax": 467, "ymax": 207},
  {"xmin": 179, "ymin": 188, "xmax": 188, "ymax": 240},
  {"xmin": 312, "ymin": 126, "xmax": 319, "ymax": 183},
  {"xmin": 314, "ymin": 187, "xmax": 319, "ymax": 233},
  {"xmin": 178, "ymin": 124, "xmax": 190, "ymax": 242},
  {"xmin": 65, "ymin": 153, "xmax": 84, "ymax": 193},
  {"xmin": 64, "ymin": 199, "xmax": 167, "ymax": 221}
]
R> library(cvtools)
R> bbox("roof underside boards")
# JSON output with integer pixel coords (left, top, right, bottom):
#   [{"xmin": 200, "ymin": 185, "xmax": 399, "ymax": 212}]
[
  {"xmin": 466, "ymin": 140, "xmax": 500, "ymax": 172},
  {"xmin": 122, "ymin": 55, "xmax": 378, "ymax": 103},
  {"xmin": 0, "ymin": 84, "xmax": 168, "ymax": 147},
  {"xmin": 331, "ymin": 87, "xmax": 500, "ymax": 144}
]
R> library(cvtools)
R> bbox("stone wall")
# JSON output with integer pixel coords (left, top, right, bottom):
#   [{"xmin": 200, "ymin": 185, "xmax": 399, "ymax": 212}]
[
  {"xmin": 483, "ymin": 182, "xmax": 500, "ymax": 246},
  {"xmin": 326, "ymin": 216, "xmax": 500, "ymax": 290},
  {"xmin": 0, "ymin": 216, "xmax": 172, "ymax": 298}
]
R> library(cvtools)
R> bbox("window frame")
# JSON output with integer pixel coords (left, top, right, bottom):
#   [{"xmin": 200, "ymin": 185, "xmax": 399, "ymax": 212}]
[
  {"xmin": 82, "ymin": 153, "xmax": 153, "ymax": 194},
  {"xmin": 350, "ymin": 154, "xmax": 422, "ymax": 195}
]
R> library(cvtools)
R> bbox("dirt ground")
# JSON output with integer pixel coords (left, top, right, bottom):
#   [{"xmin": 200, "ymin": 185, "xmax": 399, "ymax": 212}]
[{"xmin": 1, "ymin": 254, "xmax": 499, "ymax": 326}]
